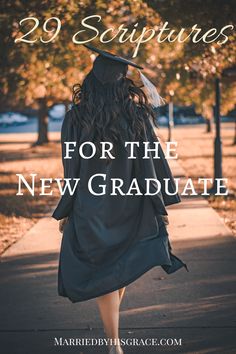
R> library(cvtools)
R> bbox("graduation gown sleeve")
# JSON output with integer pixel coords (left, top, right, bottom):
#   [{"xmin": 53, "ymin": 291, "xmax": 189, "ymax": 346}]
[
  {"xmin": 145, "ymin": 117, "xmax": 181, "ymax": 207},
  {"xmin": 52, "ymin": 109, "xmax": 81, "ymax": 220}
]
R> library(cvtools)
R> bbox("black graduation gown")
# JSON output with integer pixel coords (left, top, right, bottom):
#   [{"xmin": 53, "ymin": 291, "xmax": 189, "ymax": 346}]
[{"xmin": 52, "ymin": 107, "xmax": 188, "ymax": 303}]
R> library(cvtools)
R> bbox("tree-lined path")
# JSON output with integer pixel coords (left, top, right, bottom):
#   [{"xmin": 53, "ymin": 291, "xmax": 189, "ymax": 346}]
[{"xmin": 0, "ymin": 160, "xmax": 235, "ymax": 354}]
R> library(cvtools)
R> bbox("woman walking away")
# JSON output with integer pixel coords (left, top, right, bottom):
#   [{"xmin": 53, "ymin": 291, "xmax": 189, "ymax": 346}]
[{"xmin": 52, "ymin": 44, "xmax": 188, "ymax": 354}]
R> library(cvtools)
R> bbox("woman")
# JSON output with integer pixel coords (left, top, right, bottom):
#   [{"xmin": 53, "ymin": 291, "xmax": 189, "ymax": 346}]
[{"xmin": 52, "ymin": 45, "xmax": 188, "ymax": 354}]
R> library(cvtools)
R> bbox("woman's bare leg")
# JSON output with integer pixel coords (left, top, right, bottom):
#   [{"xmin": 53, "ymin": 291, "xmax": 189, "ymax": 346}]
[
  {"xmin": 118, "ymin": 287, "xmax": 126, "ymax": 304},
  {"xmin": 96, "ymin": 290, "xmax": 120, "ymax": 344}
]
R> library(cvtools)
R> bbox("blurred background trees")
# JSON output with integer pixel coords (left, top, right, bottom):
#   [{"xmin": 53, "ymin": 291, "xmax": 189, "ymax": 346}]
[{"xmin": 0, "ymin": 0, "xmax": 235, "ymax": 144}]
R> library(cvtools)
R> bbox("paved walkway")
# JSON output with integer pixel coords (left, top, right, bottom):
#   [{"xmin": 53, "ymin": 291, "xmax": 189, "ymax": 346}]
[{"xmin": 0, "ymin": 161, "xmax": 236, "ymax": 354}]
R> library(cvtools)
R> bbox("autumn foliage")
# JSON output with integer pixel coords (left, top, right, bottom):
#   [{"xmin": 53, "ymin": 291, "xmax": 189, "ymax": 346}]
[{"xmin": 0, "ymin": 0, "xmax": 235, "ymax": 143}]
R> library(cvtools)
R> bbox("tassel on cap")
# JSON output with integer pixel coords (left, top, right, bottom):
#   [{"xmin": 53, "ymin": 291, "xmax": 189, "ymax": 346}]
[{"xmin": 139, "ymin": 70, "xmax": 166, "ymax": 108}]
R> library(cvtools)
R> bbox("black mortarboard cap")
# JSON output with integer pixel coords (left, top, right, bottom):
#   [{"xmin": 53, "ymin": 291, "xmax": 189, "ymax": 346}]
[{"xmin": 84, "ymin": 44, "xmax": 143, "ymax": 84}]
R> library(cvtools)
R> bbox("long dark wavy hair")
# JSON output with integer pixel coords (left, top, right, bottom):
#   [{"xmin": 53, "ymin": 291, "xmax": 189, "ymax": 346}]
[{"xmin": 72, "ymin": 70, "xmax": 157, "ymax": 156}]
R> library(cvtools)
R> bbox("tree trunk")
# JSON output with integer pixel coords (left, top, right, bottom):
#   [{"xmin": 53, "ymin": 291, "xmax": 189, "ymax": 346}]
[
  {"xmin": 36, "ymin": 98, "xmax": 49, "ymax": 145},
  {"xmin": 205, "ymin": 118, "xmax": 212, "ymax": 133},
  {"xmin": 233, "ymin": 117, "xmax": 236, "ymax": 145},
  {"xmin": 168, "ymin": 101, "xmax": 174, "ymax": 141}
]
